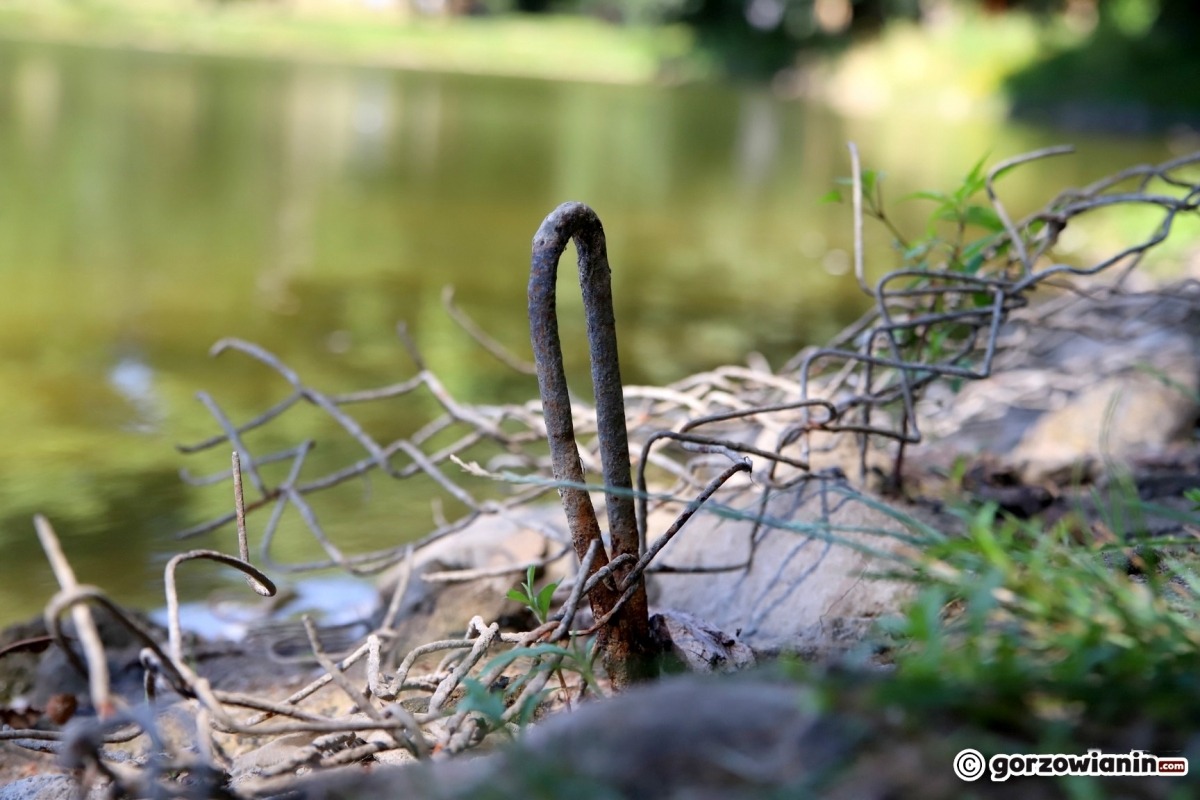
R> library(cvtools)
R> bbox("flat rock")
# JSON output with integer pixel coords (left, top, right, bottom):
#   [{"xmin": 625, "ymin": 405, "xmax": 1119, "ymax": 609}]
[
  {"xmin": 269, "ymin": 670, "xmax": 1125, "ymax": 800},
  {"xmin": 373, "ymin": 507, "xmax": 557, "ymax": 646},
  {"xmin": 649, "ymin": 608, "xmax": 757, "ymax": 673},
  {"xmin": 265, "ymin": 674, "xmax": 835, "ymax": 800},
  {"xmin": 1011, "ymin": 371, "xmax": 1197, "ymax": 483},
  {"xmin": 0, "ymin": 775, "xmax": 81, "ymax": 800},
  {"xmin": 918, "ymin": 284, "xmax": 1200, "ymax": 484},
  {"xmin": 646, "ymin": 474, "xmax": 920, "ymax": 656}
]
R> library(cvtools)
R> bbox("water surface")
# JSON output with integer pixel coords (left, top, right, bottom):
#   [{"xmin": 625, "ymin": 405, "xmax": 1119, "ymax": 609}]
[{"xmin": 0, "ymin": 41, "xmax": 1184, "ymax": 627}]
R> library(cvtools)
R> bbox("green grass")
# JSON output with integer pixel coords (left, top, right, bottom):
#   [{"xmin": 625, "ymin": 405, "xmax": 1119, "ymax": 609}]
[
  {"xmin": 861, "ymin": 499, "xmax": 1200, "ymax": 766},
  {"xmin": 449, "ymin": 490, "xmax": 1200, "ymax": 794}
]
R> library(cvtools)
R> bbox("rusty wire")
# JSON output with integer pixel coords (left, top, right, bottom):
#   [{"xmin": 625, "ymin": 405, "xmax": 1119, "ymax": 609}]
[
  {"xmin": 776, "ymin": 146, "xmax": 1200, "ymax": 479},
  {"xmin": 5, "ymin": 515, "xmax": 603, "ymax": 794},
  {"xmin": 8, "ymin": 148, "xmax": 1200, "ymax": 796}
]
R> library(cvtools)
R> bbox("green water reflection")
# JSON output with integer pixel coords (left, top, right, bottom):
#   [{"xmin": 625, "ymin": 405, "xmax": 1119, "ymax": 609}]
[{"xmin": 0, "ymin": 41, "xmax": 1184, "ymax": 627}]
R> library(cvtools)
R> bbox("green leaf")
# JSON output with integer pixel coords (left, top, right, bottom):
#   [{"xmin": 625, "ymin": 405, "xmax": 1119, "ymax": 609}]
[
  {"xmin": 955, "ymin": 153, "xmax": 991, "ymax": 202},
  {"xmin": 819, "ymin": 189, "xmax": 843, "ymax": 204},
  {"xmin": 481, "ymin": 644, "xmax": 578, "ymax": 677},
  {"xmin": 959, "ymin": 234, "xmax": 1000, "ymax": 275},
  {"xmin": 902, "ymin": 239, "xmax": 935, "ymax": 263},
  {"xmin": 535, "ymin": 581, "xmax": 560, "ymax": 621},
  {"xmin": 965, "ymin": 152, "xmax": 990, "ymax": 184},
  {"xmin": 961, "ymin": 254, "xmax": 986, "ymax": 275},
  {"xmin": 1185, "ymin": 488, "xmax": 1200, "ymax": 509},
  {"xmin": 969, "ymin": 507, "xmax": 1011, "ymax": 571},
  {"xmin": 925, "ymin": 326, "xmax": 950, "ymax": 360},
  {"xmin": 904, "ymin": 190, "xmax": 952, "ymax": 205},
  {"xmin": 861, "ymin": 169, "xmax": 882, "ymax": 198},
  {"xmin": 962, "ymin": 205, "xmax": 1004, "ymax": 232},
  {"xmin": 961, "ymin": 233, "xmax": 995, "ymax": 260},
  {"xmin": 507, "ymin": 588, "xmax": 530, "ymax": 604},
  {"xmin": 456, "ymin": 678, "xmax": 506, "ymax": 726}
]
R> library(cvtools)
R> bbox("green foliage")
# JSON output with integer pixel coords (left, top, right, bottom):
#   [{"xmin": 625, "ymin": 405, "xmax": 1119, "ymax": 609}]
[
  {"xmin": 1187, "ymin": 487, "xmax": 1200, "ymax": 509},
  {"xmin": 488, "ymin": 640, "xmax": 603, "ymax": 698},
  {"xmin": 1005, "ymin": 0, "xmax": 1200, "ymax": 113},
  {"xmin": 830, "ymin": 156, "xmax": 1008, "ymax": 274},
  {"xmin": 507, "ymin": 565, "xmax": 560, "ymax": 625},
  {"xmin": 456, "ymin": 677, "xmax": 510, "ymax": 731},
  {"xmin": 0, "ymin": 1, "xmax": 692, "ymax": 85},
  {"xmin": 1107, "ymin": 0, "xmax": 1162, "ymax": 37},
  {"xmin": 907, "ymin": 155, "xmax": 1002, "ymax": 233},
  {"xmin": 451, "ymin": 638, "xmax": 603, "ymax": 737},
  {"xmin": 824, "ymin": 158, "xmax": 1014, "ymax": 377},
  {"xmin": 470, "ymin": 569, "xmax": 601, "ymax": 729},
  {"xmin": 899, "ymin": 155, "xmax": 1006, "ymax": 266},
  {"xmin": 877, "ymin": 502, "xmax": 1200, "ymax": 742}
]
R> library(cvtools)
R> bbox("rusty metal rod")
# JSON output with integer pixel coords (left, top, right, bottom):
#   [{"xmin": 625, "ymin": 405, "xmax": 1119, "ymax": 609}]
[{"xmin": 529, "ymin": 202, "xmax": 652, "ymax": 679}]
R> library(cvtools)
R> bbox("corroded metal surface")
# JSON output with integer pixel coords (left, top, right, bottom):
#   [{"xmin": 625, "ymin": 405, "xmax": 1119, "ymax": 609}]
[{"xmin": 529, "ymin": 201, "xmax": 653, "ymax": 679}]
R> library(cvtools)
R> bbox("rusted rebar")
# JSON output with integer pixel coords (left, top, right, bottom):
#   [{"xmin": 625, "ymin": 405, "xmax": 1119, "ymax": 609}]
[{"xmin": 529, "ymin": 201, "xmax": 655, "ymax": 685}]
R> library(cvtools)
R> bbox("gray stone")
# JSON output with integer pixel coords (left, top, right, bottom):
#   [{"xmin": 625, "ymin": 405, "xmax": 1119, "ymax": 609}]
[
  {"xmin": 1011, "ymin": 370, "xmax": 1197, "ymax": 483},
  {"xmin": 646, "ymin": 474, "xmax": 920, "ymax": 656},
  {"xmin": 367, "ymin": 510, "xmax": 557, "ymax": 661},
  {"xmin": 649, "ymin": 609, "xmax": 756, "ymax": 673},
  {"xmin": 918, "ymin": 285, "xmax": 1200, "ymax": 484},
  {"xmin": 265, "ymin": 675, "xmax": 834, "ymax": 800},
  {"xmin": 0, "ymin": 775, "xmax": 81, "ymax": 800}
]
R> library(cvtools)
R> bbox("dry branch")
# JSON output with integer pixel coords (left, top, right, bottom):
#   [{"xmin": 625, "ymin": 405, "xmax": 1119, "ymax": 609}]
[{"xmin": 8, "ymin": 148, "xmax": 1198, "ymax": 797}]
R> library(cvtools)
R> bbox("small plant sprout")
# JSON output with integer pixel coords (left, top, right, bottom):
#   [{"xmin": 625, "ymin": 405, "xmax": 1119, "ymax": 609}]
[{"xmin": 508, "ymin": 564, "xmax": 560, "ymax": 626}]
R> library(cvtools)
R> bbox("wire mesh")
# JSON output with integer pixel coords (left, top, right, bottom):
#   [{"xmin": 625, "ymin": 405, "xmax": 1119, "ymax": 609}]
[{"xmin": 4, "ymin": 146, "xmax": 1198, "ymax": 796}]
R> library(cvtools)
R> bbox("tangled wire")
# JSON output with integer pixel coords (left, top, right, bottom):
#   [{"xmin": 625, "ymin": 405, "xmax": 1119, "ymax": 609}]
[{"xmin": 2, "ymin": 146, "xmax": 1198, "ymax": 797}]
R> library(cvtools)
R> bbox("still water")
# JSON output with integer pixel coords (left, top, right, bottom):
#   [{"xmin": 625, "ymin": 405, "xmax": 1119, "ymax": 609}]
[{"xmin": 0, "ymin": 41, "xmax": 1185, "ymax": 628}]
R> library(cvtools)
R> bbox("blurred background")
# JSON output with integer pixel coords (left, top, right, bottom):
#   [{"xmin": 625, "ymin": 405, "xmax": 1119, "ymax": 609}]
[{"xmin": 0, "ymin": 0, "xmax": 1197, "ymax": 627}]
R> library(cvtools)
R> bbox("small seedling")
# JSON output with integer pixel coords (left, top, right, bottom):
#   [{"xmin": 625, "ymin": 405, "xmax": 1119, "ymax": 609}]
[
  {"xmin": 507, "ymin": 565, "xmax": 559, "ymax": 625},
  {"xmin": 1185, "ymin": 487, "xmax": 1200, "ymax": 509},
  {"xmin": 455, "ymin": 677, "xmax": 509, "ymax": 732}
]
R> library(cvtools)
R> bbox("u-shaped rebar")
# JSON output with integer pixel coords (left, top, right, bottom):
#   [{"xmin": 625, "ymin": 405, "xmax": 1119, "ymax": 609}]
[{"xmin": 529, "ymin": 202, "xmax": 652, "ymax": 678}]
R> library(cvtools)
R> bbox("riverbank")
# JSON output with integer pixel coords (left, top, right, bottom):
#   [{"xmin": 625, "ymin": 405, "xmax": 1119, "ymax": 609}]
[
  {"xmin": 0, "ymin": 1, "xmax": 698, "ymax": 85},
  {"xmin": 7, "ymin": 1, "xmax": 1199, "ymax": 138},
  {"xmin": 5, "ymin": 278, "xmax": 1200, "ymax": 798},
  {"xmin": 6, "ymin": 0, "xmax": 1200, "ymax": 138},
  {"xmin": 0, "ymin": 27, "xmax": 1193, "ymax": 630},
  {"xmin": 2, "ymin": 139, "xmax": 1200, "ymax": 794}
]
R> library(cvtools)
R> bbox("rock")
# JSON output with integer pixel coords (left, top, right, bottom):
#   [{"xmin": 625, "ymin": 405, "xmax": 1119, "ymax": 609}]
[
  {"xmin": 649, "ymin": 609, "xmax": 756, "ymax": 673},
  {"xmin": 646, "ymin": 473, "xmax": 920, "ymax": 656},
  {"xmin": 360, "ymin": 729, "xmax": 418, "ymax": 766},
  {"xmin": 0, "ymin": 775, "xmax": 79, "ymax": 800},
  {"xmin": 1011, "ymin": 370, "xmax": 1197, "ymax": 484},
  {"xmin": 373, "ymin": 508, "xmax": 557, "ymax": 650},
  {"xmin": 398, "ymin": 510, "xmax": 555, "ymax": 582},
  {"xmin": 229, "ymin": 731, "xmax": 329, "ymax": 785},
  {"xmin": 273, "ymin": 669, "xmax": 1141, "ymax": 800},
  {"xmin": 918, "ymin": 285, "xmax": 1200, "ymax": 485},
  {"xmin": 265, "ymin": 674, "xmax": 836, "ymax": 800},
  {"xmin": 259, "ymin": 664, "xmax": 1197, "ymax": 800}
]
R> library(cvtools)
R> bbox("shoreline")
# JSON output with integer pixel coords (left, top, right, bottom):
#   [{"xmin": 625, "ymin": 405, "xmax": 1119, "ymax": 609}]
[
  {"xmin": 4, "ymin": 4, "xmax": 1198, "ymax": 137},
  {"xmin": 0, "ymin": 7, "xmax": 696, "ymax": 87}
]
